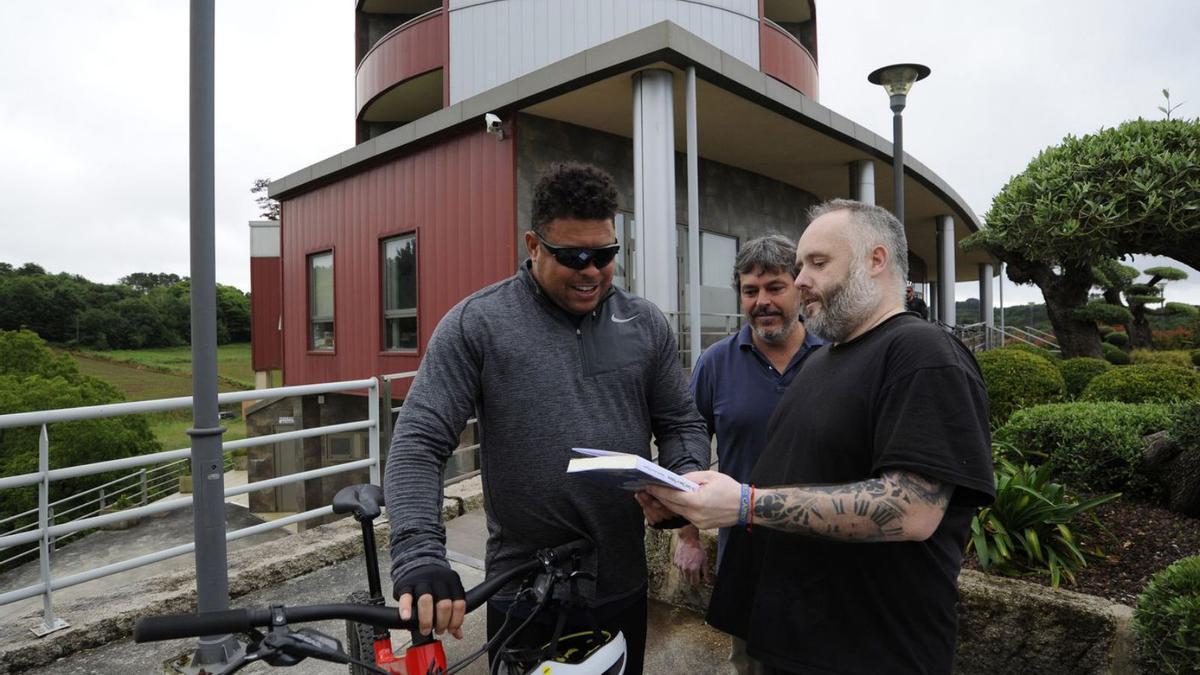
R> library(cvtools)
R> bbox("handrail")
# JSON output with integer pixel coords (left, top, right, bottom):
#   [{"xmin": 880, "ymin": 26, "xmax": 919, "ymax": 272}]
[{"xmin": 0, "ymin": 378, "xmax": 380, "ymax": 636}]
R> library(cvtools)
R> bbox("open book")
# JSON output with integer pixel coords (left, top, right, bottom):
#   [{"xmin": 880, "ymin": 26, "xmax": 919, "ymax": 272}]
[{"xmin": 566, "ymin": 448, "xmax": 699, "ymax": 492}]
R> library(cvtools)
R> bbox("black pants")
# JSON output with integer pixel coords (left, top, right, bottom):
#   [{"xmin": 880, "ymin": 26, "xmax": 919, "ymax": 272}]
[{"xmin": 486, "ymin": 590, "xmax": 647, "ymax": 674}]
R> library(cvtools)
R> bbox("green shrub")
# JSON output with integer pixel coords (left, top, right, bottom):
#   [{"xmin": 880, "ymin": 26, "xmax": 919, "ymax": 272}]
[
  {"xmin": 1105, "ymin": 331, "xmax": 1130, "ymax": 346},
  {"xmin": 1103, "ymin": 342, "xmax": 1131, "ymax": 365},
  {"xmin": 997, "ymin": 402, "xmax": 1173, "ymax": 494},
  {"xmin": 1191, "ymin": 349, "xmax": 1200, "ymax": 367},
  {"xmin": 968, "ymin": 452, "xmax": 1118, "ymax": 587},
  {"xmin": 975, "ymin": 349, "xmax": 1066, "ymax": 425},
  {"xmin": 1058, "ymin": 358, "xmax": 1112, "ymax": 399},
  {"xmin": 1098, "ymin": 325, "xmax": 1115, "ymax": 337},
  {"xmin": 1172, "ymin": 401, "xmax": 1200, "ymax": 451},
  {"xmin": 1131, "ymin": 349, "xmax": 1195, "ymax": 369},
  {"xmin": 1082, "ymin": 363, "xmax": 1200, "ymax": 404},
  {"xmin": 1001, "ymin": 343, "xmax": 1061, "ymax": 363},
  {"xmin": 1134, "ymin": 556, "xmax": 1200, "ymax": 674}
]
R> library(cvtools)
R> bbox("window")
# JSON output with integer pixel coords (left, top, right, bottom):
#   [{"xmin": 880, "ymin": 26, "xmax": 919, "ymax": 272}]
[
  {"xmin": 701, "ymin": 232, "xmax": 737, "ymax": 287},
  {"xmin": 382, "ymin": 234, "xmax": 418, "ymax": 350},
  {"xmin": 308, "ymin": 251, "xmax": 334, "ymax": 351}
]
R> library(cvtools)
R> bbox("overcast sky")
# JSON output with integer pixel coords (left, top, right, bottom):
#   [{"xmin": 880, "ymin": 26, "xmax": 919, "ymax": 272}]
[{"xmin": 2, "ymin": 1, "xmax": 1198, "ymax": 309}]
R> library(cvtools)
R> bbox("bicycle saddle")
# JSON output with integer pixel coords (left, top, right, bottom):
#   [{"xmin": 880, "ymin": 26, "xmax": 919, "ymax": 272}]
[{"xmin": 332, "ymin": 483, "xmax": 384, "ymax": 521}]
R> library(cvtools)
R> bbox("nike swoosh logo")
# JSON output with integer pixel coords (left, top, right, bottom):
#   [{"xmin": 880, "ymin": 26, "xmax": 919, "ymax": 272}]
[{"xmin": 611, "ymin": 313, "xmax": 639, "ymax": 324}]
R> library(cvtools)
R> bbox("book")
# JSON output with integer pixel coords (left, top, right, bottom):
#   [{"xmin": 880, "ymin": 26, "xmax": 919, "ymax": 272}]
[{"xmin": 566, "ymin": 448, "xmax": 699, "ymax": 492}]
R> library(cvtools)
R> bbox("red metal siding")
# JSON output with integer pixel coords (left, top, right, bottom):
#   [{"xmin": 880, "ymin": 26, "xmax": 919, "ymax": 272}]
[
  {"xmin": 280, "ymin": 129, "xmax": 517, "ymax": 396},
  {"xmin": 250, "ymin": 256, "xmax": 283, "ymax": 371},
  {"xmin": 355, "ymin": 9, "xmax": 447, "ymax": 117},
  {"xmin": 760, "ymin": 20, "xmax": 819, "ymax": 101}
]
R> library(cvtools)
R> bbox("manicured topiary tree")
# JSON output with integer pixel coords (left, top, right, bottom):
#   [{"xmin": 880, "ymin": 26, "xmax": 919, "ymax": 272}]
[
  {"xmin": 1059, "ymin": 357, "xmax": 1112, "ymax": 399},
  {"xmin": 1105, "ymin": 331, "xmax": 1129, "ymax": 347},
  {"xmin": 1102, "ymin": 342, "xmax": 1131, "ymax": 365},
  {"xmin": 1134, "ymin": 555, "xmax": 1200, "ymax": 674},
  {"xmin": 998, "ymin": 401, "xmax": 1172, "ymax": 495},
  {"xmin": 964, "ymin": 118, "xmax": 1200, "ymax": 358},
  {"xmin": 1082, "ymin": 363, "xmax": 1200, "ymax": 404},
  {"xmin": 975, "ymin": 349, "xmax": 1066, "ymax": 425}
]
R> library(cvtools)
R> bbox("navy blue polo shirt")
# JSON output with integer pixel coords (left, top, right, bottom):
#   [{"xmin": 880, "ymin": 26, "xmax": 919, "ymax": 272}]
[{"xmin": 689, "ymin": 324, "xmax": 823, "ymax": 564}]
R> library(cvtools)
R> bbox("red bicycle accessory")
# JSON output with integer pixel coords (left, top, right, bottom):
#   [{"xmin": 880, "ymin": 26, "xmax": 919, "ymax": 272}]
[{"xmin": 404, "ymin": 640, "xmax": 447, "ymax": 675}]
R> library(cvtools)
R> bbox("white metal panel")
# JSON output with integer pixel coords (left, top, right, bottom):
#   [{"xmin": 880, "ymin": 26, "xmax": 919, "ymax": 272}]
[
  {"xmin": 249, "ymin": 221, "xmax": 280, "ymax": 258},
  {"xmin": 449, "ymin": 0, "xmax": 760, "ymax": 104}
]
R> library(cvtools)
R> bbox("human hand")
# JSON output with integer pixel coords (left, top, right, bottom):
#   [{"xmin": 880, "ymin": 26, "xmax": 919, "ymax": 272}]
[
  {"xmin": 645, "ymin": 471, "xmax": 742, "ymax": 530},
  {"xmin": 634, "ymin": 490, "xmax": 678, "ymax": 524},
  {"xmin": 393, "ymin": 564, "xmax": 467, "ymax": 638},
  {"xmin": 673, "ymin": 524, "xmax": 709, "ymax": 585}
]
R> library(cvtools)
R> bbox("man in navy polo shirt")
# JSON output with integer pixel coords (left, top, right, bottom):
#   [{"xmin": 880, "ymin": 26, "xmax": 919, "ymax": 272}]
[{"xmin": 675, "ymin": 234, "xmax": 822, "ymax": 674}]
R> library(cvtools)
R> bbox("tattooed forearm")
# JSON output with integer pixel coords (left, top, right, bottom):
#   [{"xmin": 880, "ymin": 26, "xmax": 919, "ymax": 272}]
[{"xmin": 751, "ymin": 471, "xmax": 953, "ymax": 542}]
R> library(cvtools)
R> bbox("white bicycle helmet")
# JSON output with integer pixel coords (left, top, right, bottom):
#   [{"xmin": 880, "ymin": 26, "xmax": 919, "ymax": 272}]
[{"xmin": 513, "ymin": 629, "xmax": 627, "ymax": 675}]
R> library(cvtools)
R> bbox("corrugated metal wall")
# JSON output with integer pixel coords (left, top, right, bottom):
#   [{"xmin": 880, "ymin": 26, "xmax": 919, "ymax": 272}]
[
  {"xmin": 250, "ymin": 256, "xmax": 283, "ymax": 372},
  {"xmin": 447, "ymin": 0, "xmax": 760, "ymax": 104},
  {"xmin": 280, "ymin": 128, "xmax": 517, "ymax": 395}
]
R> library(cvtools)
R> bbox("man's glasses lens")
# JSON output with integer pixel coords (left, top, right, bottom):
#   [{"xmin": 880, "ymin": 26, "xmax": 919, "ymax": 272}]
[{"xmin": 537, "ymin": 235, "xmax": 620, "ymax": 270}]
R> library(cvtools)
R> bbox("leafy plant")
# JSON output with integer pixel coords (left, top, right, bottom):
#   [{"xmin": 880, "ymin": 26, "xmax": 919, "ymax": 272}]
[
  {"xmin": 975, "ymin": 349, "xmax": 1066, "ymax": 425},
  {"xmin": 968, "ymin": 449, "xmax": 1119, "ymax": 587},
  {"xmin": 1172, "ymin": 401, "xmax": 1200, "ymax": 452},
  {"xmin": 1133, "ymin": 555, "xmax": 1200, "ymax": 674},
  {"xmin": 998, "ymin": 402, "xmax": 1172, "ymax": 495},
  {"xmin": 1102, "ymin": 342, "xmax": 1131, "ymax": 365},
  {"xmin": 1082, "ymin": 363, "xmax": 1200, "ymax": 404},
  {"xmin": 1105, "ymin": 331, "xmax": 1130, "ymax": 347},
  {"xmin": 1058, "ymin": 357, "xmax": 1112, "ymax": 399},
  {"xmin": 1131, "ymin": 349, "xmax": 1195, "ymax": 369},
  {"xmin": 1193, "ymin": 349, "xmax": 1200, "ymax": 368}
]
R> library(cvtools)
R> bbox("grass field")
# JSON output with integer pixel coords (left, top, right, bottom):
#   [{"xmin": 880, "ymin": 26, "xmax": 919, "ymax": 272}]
[
  {"xmin": 80, "ymin": 342, "xmax": 255, "ymax": 389},
  {"xmin": 68, "ymin": 345, "xmax": 253, "ymax": 451}
]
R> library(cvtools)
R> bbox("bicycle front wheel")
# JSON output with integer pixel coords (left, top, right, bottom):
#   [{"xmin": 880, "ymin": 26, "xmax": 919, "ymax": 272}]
[{"xmin": 345, "ymin": 589, "xmax": 379, "ymax": 675}]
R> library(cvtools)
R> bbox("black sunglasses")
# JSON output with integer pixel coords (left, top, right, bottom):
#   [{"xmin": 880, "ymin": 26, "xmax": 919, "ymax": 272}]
[{"xmin": 536, "ymin": 233, "xmax": 620, "ymax": 270}]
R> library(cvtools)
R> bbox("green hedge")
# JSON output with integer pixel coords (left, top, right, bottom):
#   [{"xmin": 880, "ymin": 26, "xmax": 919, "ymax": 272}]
[
  {"xmin": 1134, "ymin": 556, "xmax": 1200, "ymax": 674},
  {"xmin": 1131, "ymin": 349, "xmax": 1195, "ymax": 369},
  {"xmin": 1172, "ymin": 401, "xmax": 1200, "ymax": 452},
  {"xmin": 1103, "ymin": 342, "xmax": 1131, "ymax": 365},
  {"xmin": 1106, "ymin": 331, "xmax": 1130, "ymax": 347},
  {"xmin": 1082, "ymin": 363, "xmax": 1200, "ymax": 404},
  {"xmin": 1058, "ymin": 357, "xmax": 1112, "ymax": 399},
  {"xmin": 1000, "ymin": 343, "xmax": 1061, "ymax": 363},
  {"xmin": 997, "ymin": 402, "xmax": 1173, "ymax": 495},
  {"xmin": 1191, "ymin": 349, "xmax": 1200, "ymax": 367},
  {"xmin": 975, "ymin": 349, "xmax": 1066, "ymax": 425}
]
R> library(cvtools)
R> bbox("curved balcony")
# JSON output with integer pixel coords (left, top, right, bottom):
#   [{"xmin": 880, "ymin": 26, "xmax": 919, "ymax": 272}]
[
  {"xmin": 760, "ymin": 18, "xmax": 819, "ymax": 101},
  {"xmin": 355, "ymin": 7, "xmax": 447, "ymax": 120}
]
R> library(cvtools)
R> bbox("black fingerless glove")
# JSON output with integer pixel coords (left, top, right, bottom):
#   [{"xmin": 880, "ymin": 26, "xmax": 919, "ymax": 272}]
[{"xmin": 392, "ymin": 564, "xmax": 465, "ymax": 603}]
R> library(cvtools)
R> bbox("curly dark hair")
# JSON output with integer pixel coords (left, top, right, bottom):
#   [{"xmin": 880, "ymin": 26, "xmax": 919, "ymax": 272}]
[{"xmin": 531, "ymin": 162, "xmax": 618, "ymax": 236}]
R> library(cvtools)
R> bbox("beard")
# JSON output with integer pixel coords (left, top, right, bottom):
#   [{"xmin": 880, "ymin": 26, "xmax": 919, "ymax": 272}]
[
  {"xmin": 803, "ymin": 261, "xmax": 879, "ymax": 343},
  {"xmin": 750, "ymin": 305, "xmax": 800, "ymax": 345}
]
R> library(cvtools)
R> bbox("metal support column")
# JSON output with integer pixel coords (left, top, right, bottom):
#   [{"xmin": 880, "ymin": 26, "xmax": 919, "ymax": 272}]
[
  {"xmin": 979, "ymin": 263, "xmax": 994, "ymax": 347},
  {"xmin": 936, "ymin": 215, "xmax": 956, "ymax": 326},
  {"xmin": 32, "ymin": 425, "xmax": 68, "ymax": 636},
  {"xmin": 368, "ymin": 379, "xmax": 380, "ymax": 485},
  {"xmin": 849, "ymin": 160, "xmax": 876, "ymax": 205},
  {"xmin": 632, "ymin": 69, "xmax": 678, "ymax": 314},
  {"xmin": 685, "ymin": 67, "xmax": 701, "ymax": 368},
  {"xmin": 188, "ymin": 0, "xmax": 239, "ymax": 667},
  {"xmin": 999, "ymin": 262, "xmax": 1006, "ymax": 337}
]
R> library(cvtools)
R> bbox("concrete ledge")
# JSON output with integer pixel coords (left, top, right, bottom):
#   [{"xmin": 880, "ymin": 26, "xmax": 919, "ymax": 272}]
[
  {"xmin": 0, "ymin": 477, "xmax": 484, "ymax": 674},
  {"xmin": 643, "ymin": 527, "xmax": 1141, "ymax": 675}
]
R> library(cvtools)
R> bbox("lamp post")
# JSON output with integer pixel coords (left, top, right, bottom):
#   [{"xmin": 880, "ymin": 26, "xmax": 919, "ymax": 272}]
[{"xmin": 867, "ymin": 63, "xmax": 930, "ymax": 226}]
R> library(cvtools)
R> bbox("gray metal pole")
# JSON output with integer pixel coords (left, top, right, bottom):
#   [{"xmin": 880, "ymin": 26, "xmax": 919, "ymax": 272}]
[
  {"xmin": 890, "ymin": 95, "xmax": 906, "ymax": 224},
  {"xmin": 999, "ymin": 262, "xmax": 1006, "ymax": 336},
  {"xmin": 686, "ymin": 67, "xmax": 701, "ymax": 368},
  {"xmin": 188, "ymin": 0, "xmax": 238, "ymax": 666}
]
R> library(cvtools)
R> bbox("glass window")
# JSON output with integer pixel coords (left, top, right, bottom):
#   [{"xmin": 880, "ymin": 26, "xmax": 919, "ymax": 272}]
[
  {"xmin": 382, "ymin": 235, "xmax": 418, "ymax": 350},
  {"xmin": 701, "ymin": 232, "xmax": 737, "ymax": 287},
  {"xmin": 308, "ymin": 251, "xmax": 334, "ymax": 351}
]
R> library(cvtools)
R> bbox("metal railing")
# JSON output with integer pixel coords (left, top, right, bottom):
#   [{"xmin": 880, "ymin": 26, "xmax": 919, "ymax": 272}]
[
  {"xmin": 664, "ymin": 311, "xmax": 743, "ymax": 365},
  {"xmin": 0, "ymin": 377, "xmax": 378, "ymax": 635},
  {"xmin": 0, "ymin": 455, "xmax": 231, "ymax": 570},
  {"xmin": 953, "ymin": 322, "xmax": 1062, "ymax": 353},
  {"xmin": 380, "ymin": 371, "xmax": 481, "ymax": 486}
]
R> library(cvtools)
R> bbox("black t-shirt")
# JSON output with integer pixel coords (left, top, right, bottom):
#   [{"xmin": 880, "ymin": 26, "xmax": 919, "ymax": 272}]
[{"xmin": 707, "ymin": 313, "xmax": 994, "ymax": 675}]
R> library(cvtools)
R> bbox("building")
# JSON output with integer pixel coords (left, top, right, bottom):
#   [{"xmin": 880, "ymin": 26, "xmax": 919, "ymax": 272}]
[{"xmin": 248, "ymin": 0, "xmax": 996, "ymax": 517}]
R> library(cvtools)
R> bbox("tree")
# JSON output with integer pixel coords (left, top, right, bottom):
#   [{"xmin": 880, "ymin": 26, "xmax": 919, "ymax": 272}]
[
  {"xmin": 251, "ymin": 178, "xmax": 280, "ymax": 220},
  {"xmin": 1091, "ymin": 261, "xmax": 1191, "ymax": 349},
  {"xmin": 964, "ymin": 118, "xmax": 1200, "ymax": 357},
  {"xmin": 119, "ymin": 272, "xmax": 183, "ymax": 294}
]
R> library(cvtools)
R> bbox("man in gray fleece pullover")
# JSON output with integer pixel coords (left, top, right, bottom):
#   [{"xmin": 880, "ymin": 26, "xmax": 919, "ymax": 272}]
[{"xmin": 384, "ymin": 163, "xmax": 709, "ymax": 673}]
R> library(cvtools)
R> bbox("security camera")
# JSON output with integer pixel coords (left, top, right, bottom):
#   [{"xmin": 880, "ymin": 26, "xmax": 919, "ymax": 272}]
[{"xmin": 484, "ymin": 113, "xmax": 504, "ymax": 140}]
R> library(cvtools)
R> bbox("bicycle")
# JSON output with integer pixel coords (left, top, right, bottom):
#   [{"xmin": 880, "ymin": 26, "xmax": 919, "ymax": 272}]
[{"xmin": 134, "ymin": 483, "xmax": 626, "ymax": 674}]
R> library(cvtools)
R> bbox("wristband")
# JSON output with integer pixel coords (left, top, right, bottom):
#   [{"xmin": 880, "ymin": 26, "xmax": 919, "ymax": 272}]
[
  {"xmin": 748, "ymin": 484, "xmax": 756, "ymax": 531},
  {"xmin": 737, "ymin": 483, "xmax": 751, "ymax": 526}
]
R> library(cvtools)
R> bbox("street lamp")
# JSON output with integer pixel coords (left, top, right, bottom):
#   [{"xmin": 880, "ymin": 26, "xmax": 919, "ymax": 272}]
[{"xmin": 867, "ymin": 63, "xmax": 930, "ymax": 225}]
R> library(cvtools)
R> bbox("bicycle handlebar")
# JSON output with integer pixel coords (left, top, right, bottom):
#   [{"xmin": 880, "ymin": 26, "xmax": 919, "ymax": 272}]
[{"xmin": 134, "ymin": 539, "xmax": 593, "ymax": 644}]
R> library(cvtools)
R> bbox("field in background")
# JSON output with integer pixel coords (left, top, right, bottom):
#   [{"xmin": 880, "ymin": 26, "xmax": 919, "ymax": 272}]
[
  {"xmin": 67, "ymin": 344, "xmax": 253, "ymax": 451},
  {"xmin": 80, "ymin": 342, "xmax": 255, "ymax": 390}
]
